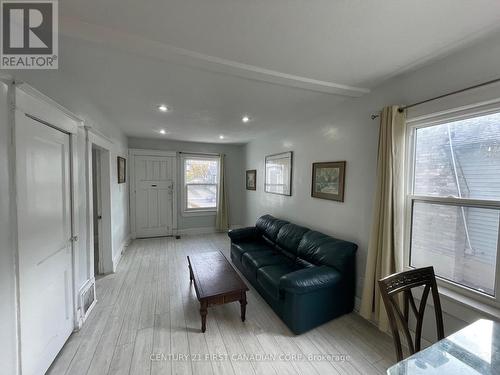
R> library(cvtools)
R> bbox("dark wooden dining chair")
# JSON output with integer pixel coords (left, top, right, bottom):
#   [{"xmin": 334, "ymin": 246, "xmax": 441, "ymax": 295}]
[{"xmin": 378, "ymin": 266, "xmax": 444, "ymax": 361}]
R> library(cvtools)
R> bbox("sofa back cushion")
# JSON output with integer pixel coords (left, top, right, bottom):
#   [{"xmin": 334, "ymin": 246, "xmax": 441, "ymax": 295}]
[
  {"xmin": 256, "ymin": 215, "xmax": 289, "ymax": 243},
  {"xmin": 297, "ymin": 231, "xmax": 357, "ymax": 275},
  {"xmin": 276, "ymin": 223, "xmax": 309, "ymax": 257}
]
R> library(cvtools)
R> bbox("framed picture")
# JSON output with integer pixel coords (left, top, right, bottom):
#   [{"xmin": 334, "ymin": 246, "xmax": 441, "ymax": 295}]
[
  {"xmin": 265, "ymin": 151, "xmax": 293, "ymax": 196},
  {"xmin": 246, "ymin": 169, "xmax": 257, "ymax": 190},
  {"xmin": 311, "ymin": 161, "xmax": 346, "ymax": 202},
  {"xmin": 117, "ymin": 157, "xmax": 126, "ymax": 183}
]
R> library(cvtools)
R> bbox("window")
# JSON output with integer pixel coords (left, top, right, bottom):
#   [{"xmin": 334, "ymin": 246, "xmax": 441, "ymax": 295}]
[
  {"xmin": 182, "ymin": 156, "xmax": 219, "ymax": 213},
  {"xmin": 407, "ymin": 111, "xmax": 500, "ymax": 299}
]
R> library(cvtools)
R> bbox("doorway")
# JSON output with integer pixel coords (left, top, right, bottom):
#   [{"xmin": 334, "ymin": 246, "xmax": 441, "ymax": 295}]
[
  {"xmin": 131, "ymin": 151, "xmax": 176, "ymax": 238},
  {"xmin": 90, "ymin": 144, "xmax": 113, "ymax": 275},
  {"xmin": 92, "ymin": 147, "xmax": 102, "ymax": 275}
]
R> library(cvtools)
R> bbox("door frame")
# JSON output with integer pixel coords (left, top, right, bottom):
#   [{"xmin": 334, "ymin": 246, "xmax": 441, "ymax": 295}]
[
  {"xmin": 12, "ymin": 83, "xmax": 83, "ymax": 374},
  {"xmin": 129, "ymin": 148, "xmax": 178, "ymax": 239},
  {"xmin": 86, "ymin": 128, "xmax": 114, "ymax": 275}
]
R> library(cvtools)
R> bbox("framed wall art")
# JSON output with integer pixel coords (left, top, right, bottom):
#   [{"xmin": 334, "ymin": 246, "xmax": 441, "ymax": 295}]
[
  {"xmin": 265, "ymin": 151, "xmax": 292, "ymax": 196},
  {"xmin": 311, "ymin": 161, "xmax": 345, "ymax": 202},
  {"xmin": 246, "ymin": 169, "xmax": 257, "ymax": 190},
  {"xmin": 117, "ymin": 156, "xmax": 126, "ymax": 183}
]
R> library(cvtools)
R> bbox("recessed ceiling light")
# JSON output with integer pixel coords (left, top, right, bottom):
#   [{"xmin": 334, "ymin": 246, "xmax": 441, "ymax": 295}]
[
  {"xmin": 219, "ymin": 135, "xmax": 225, "ymax": 139},
  {"xmin": 159, "ymin": 129, "xmax": 167, "ymax": 135},
  {"xmin": 242, "ymin": 115, "xmax": 250, "ymax": 123},
  {"xmin": 158, "ymin": 104, "xmax": 168, "ymax": 112}
]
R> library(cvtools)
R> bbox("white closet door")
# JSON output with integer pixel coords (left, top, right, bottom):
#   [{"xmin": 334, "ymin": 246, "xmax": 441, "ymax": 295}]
[
  {"xmin": 16, "ymin": 112, "xmax": 74, "ymax": 375},
  {"xmin": 134, "ymin": 155, "xmax": 174, "ymax": 238}
]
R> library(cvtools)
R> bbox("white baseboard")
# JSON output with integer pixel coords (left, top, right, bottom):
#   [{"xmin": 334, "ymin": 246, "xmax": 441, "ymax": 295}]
[
  {"xmin": 177, "ymin": 226, "xmax": 216, "ymax": 235},
  {"xmin": 113, "ymin": 235, "xmax": 131, "ymax": 272},
  {"xmin": 177, "ymin": 224, "xmax": 243, "ymax": 236},
  {"xmin": 354, "ymin": 296, "xmax": 361, "ymax": 312}
]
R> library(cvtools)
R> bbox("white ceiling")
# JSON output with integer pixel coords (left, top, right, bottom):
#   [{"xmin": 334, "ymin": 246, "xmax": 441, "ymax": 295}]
[{"xmin": 19, "ymin": 1, "xmax": 500, "ymax": 143}]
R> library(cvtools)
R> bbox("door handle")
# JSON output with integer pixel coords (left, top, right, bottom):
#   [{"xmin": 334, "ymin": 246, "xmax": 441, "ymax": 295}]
[
  {"xmin": 97, "ymin": 215, "xmax": 102, "ymax": 220},
  {"xmin": 151, "ymin": 184, "xmax": 157, "ymax": 187},
  {"xmin": 70, "ymin": 235, "xmax": 78, "ymax": 243}
]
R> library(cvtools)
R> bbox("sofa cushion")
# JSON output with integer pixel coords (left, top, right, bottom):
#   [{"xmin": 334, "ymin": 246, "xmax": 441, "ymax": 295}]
[
  {"xmin": 242, "ymin": 251, "xmax": 290, "ymax": 273},
  {"xmin": 231, "ymin": 241, "xmax": 275, "ymax": 262},
  {"xmin": 297, "ymin": 231, "xmax": 357, "ymax": 274},
  {"xmin": 256, "ymin": 214, "xmax": 289, "ymax": 243},
  {"xmin": 276, "ymin": 223, "xmax": 310, "ymax": 256},
  {"xmin": 280, "ymin": 266, "xmax": 342, "ymax": 294},
  {"xmin": 257, "ymin": 263, "xmax": 299, "ymax": 299}
]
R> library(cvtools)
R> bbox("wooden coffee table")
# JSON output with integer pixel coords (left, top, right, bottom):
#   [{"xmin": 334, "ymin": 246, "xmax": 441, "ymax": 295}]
[{"xmin": 187, "ymin": 251, "xmax": 249, "ymax": 332}]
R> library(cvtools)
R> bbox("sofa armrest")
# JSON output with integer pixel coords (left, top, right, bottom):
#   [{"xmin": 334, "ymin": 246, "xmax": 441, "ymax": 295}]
[
  {"xmin": 228, "ymin": 227, "xmax": 260, "ymax": 243},
  {"xmin": 280, "ymin": 266, "xmax": 341, "ymax": 294}
]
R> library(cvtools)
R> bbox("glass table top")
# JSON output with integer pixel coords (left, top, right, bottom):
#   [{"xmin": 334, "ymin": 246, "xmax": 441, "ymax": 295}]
[{"xmin": 387, "ymin": 319, "xmax": 500, "ymax": 375}]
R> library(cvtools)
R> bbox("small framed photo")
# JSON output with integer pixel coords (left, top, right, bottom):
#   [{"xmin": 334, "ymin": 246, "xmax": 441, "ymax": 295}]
[
  {"xmin": 311, "ymin": 161, "xmax": 346, "ymax": 202},
  {"xmin": 117, "ymin": 157, "xmax": 126, "ymax": 184},
  {"xmin": 246, "ymin": 169, "xmax": 257, "ymax": 190}
]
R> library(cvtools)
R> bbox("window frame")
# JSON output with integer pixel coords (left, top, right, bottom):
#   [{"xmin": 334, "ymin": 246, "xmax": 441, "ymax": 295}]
[
  {"xmin": 404, "ymin": 105, "xmax": 500, "ymax": 309},
  {"xmin": 181, "ymin": 154, "xmax": 220, "ymax": 216}
]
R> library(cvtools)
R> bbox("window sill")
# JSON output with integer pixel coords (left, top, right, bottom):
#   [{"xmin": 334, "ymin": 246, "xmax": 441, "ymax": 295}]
[
  {"xmin": 182, "ymin": 210, "xmax": 217, "ymax": 217},
  {"xmin": 437, "ymin": 285, "xmax": 500, "ymax": 321}
]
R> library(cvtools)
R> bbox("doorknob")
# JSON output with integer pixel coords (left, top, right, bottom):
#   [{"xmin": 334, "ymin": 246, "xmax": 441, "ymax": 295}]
[
  {"xmin": 97, "ymin": 215, "xmax": 102, "ymax": 220},
  {"xmin": 70, "ymin": 235, "xmax": 78, "ymax": 242}
]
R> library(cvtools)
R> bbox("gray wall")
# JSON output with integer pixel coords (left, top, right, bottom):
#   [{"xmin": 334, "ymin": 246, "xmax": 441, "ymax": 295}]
[
  {"xmin": 128, "ymin": 137, "xmax": 246, "ymax": 230},
  {"xmin": 243, "ymin": 31, "xmax": 500, "ymax": 339}
]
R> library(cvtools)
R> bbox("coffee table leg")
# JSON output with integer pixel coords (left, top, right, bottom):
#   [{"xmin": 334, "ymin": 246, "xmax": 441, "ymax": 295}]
[
  {"xmin": 200, "ymin": 301, "xmax": 208, "ymax": 332},
  {"xmin": 240, "ymin": 292, "xmax": 247, "ymax": 322}
]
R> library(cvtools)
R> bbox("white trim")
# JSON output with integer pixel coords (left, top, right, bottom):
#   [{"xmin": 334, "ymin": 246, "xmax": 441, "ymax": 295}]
[
  {"xmin": 404, "ymin": 101, "xmax": 500, "ymax": 312},
  {"xmin": 180, "ymin": 154, "xmax": 220, "ymax": 215},
  {"xmin": 113, "ymin": 235, "xmax": 131, "ymax": 272},
  {"xmin": 407, "ymin": 80, "xmax": 500, "ymax": 122},
  {"xmin": 129, "ymin": 149, "xmax": 178, "ymax": 239},
  {"xmin": 177, "ymin": 224, "xmax": 242, "ymax": 236},
  {"xmin": 177, "ymin": 226, "xmax": 217, "ymax": 235},
  {"xmin": 86, "ymin": 128, "xmax": 114, "ymax": 275},
  {"xmin": 12, "ymin": 86, "xmax": 81, "ymax": 374},
  {"xmin": 14, "ymin": 83, "xmax": 82, "ymax": 134},
  {"xmin": 182, "ymin": 209, "xmax": 217, "ymax": 217},
  {"xmin": 60, "ymin": 17, "xmax": 370, "ymax": 98}
]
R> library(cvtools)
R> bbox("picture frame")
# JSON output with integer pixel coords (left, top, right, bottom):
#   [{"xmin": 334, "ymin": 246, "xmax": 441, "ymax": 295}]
[
  {"xmin": 246, "ymin": 169, "xmax": 257, "ymax": 190},
  {"xmin": 117, "ymin": 156, "xmax": 126, "ymax": 184},
  {"xmin": 311, "ymin": 161, "xmax": 345, "ymax": 202},
  {"xmin": 265, "ymin": 151, "xmax": 293, "ymax": 196}
]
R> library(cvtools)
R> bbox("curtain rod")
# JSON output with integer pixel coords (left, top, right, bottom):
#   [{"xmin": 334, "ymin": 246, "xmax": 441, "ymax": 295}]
[
  {"xmin": 179, "ymin": 151, "xmax": 222, "ymax": 156},
  {"xmin": 371, "ymin": 77, "xmax": 500, "ymax": 119}
]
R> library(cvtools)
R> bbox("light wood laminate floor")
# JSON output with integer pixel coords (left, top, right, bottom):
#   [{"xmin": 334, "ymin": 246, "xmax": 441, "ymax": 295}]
[{"xmin": 47, "ymin": 234, "xmax": 395, "ymax": 375}]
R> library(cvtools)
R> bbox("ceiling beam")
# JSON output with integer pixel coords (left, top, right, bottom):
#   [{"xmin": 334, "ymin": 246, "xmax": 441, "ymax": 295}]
[{"xmin": 60, "ymin": 17, "xmax": 370, "ymax": 98}]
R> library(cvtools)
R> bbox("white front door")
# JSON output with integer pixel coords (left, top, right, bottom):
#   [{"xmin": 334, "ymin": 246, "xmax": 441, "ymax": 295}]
[
  {"xmin": 134, "ymin": 155, "xmax": 175, "ymax": 238},
  {"xmin": 16, "ymin": 112, "xmax": 74, "ymax": 375}
]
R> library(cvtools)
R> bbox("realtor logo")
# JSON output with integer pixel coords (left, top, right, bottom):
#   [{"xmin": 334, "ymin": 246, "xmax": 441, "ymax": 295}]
[{"xmin": 1, "ymin": 0, "xmax": 58, "ymax": 69}]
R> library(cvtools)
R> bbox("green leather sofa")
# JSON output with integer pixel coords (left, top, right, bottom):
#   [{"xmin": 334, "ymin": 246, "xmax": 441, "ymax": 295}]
[{"xmin": 228, "ymin": 214, "xmax": 357, "ymax": 334}]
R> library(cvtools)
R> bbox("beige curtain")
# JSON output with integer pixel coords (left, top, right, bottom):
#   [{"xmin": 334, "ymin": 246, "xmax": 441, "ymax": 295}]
[
  {"xmin": 215, "ymin": 154, "xmax": 229, "ymax": 231},
  {"xmin": 360, "ymin": 105, "xmax": 406, "ymax": 332}
]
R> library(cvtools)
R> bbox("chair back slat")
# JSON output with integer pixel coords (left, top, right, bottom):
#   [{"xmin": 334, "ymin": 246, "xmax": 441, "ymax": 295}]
[{"xmin": 378, "ymin": 266, "xmax": 445, "ymax": 361}]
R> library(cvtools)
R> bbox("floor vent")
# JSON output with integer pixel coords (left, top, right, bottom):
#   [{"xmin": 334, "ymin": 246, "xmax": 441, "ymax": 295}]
[{"xmin": 80, "ymin": 281, "xmax": 96, "ymax": 321}]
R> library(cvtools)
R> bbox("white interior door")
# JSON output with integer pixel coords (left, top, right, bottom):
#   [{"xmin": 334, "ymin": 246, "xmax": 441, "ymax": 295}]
[
  {"xmin": 16, "ymin": 112, "xmax": 74, "ymax": 375},
  {"xmin": 134, "ymin": 155, "xmax": 175, "ymax": 238}
]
